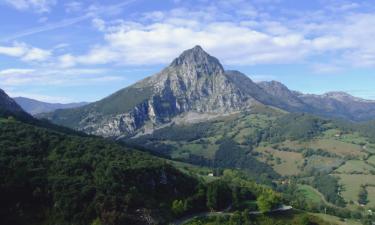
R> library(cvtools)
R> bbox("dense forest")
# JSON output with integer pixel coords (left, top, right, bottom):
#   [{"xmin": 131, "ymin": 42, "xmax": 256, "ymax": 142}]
[
  {"xmin": 0, "ymin": 117, "xmax": 199, "ymax": 225},
  {"xmin": 264, "ymin": 114, "xmax": 328, "ymax": 143},
  {"xmin": 0, "ymin": 116, "xmax": 285, "ymax": 225}
]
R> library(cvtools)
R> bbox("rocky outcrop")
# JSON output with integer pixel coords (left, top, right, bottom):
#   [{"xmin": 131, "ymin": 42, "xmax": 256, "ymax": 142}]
[
  {"xmin": 258, "ymin": 80, "xmax": 308, "ymax": 110},
  {"xmin": 42, "ymin": 46, "xmax": 375, "ymax": 138},
  {"xmin": 43, "ymin": 46, "xmax": 265, "ymax": 138}
]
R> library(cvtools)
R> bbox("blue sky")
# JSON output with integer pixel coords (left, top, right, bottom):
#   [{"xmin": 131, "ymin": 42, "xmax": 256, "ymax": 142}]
[{"xmin": 1, "ymin": 0, "xmax": 375, "ymax": 103}]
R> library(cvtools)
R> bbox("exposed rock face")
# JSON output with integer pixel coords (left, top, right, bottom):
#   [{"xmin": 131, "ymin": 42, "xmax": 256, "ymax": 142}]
[
  {"xmin": 144, "ymin": 46, "xmax": 258, "ymax": 114},
  {"xmin": 43, "ymin": 46, "xmax": 267, "ymax": 138},
  {"xmin": 42, "ymin": 46, "xmax": 375, "ymax": 138},
  {"xmin": 258, "ymin": 80, "xmax": 308, "ymax": 110}
]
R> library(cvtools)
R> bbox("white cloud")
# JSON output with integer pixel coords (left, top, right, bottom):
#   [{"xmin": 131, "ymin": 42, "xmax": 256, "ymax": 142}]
[
  {"xmin": 4, "ymin": 0, "xmax": 57, "ymax": 13},
  {"xmin": 61, "ymin": 13, "xmax": 312, "ymax": 66},
  {"xmin": 0, "ymin": 67, "xmax": 123, "ymax": 87},
  {"xmin": 311, "ymin": 63, "xmax": 343, "ymax": 74},
  {"xmin": 58, "ymin": 54, "xmax": 76, "ymax": 68},
  {"xmin": 22, "ymin": 47, "xmax": 51, "ymax": 61},
  {"xmin": 0, "ymin": 44, "xmax": 26, "ymax": 57},
  {"xmin": 65, "ymin": 1, "xmax": 82, "ymax": 13},
  {"xmin": 92, "ymin": 18, "xmax": 106, "ymax": 32},
  {"xmin": 53, "ymin": 3, "xmax": 375, "ymax": 72},
  {"xmin": 0, "ymin": 68, "xmax": 35, "ymax": 75},
  {"xmin": 0, "ymin": 42, "xmax": 51, "ymax": 62},
  {"xmin": 61, "ymin": 19, "xmax": 312, "ymax": 66}
]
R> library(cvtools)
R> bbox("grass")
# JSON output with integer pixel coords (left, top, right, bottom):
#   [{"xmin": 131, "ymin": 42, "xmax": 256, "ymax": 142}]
[
  {"xmin": 148, "ymin": 112, "xmax": 278, "ymax": 161},
  {"xmin": 311, "ymin": 213, "xmax": 362, "ymax": 225},
  {"xmin": 364, "ymin": 144, "xmax": 375, "ymax": 154},
  {"xmin": 167, "ymin": 160, "xmax": 219, "ymax": 182},
  {"xmin": 322, "ymin": 128, "xmax": 343, "ymax": 138},
  {"xmin": 298, "ymin": 185, "xmax": 324, "ymax": 204},
  {"xmin": 335, "ymin": 174, "xmax": 375, "ymax": 206},
  {"xmin": 281, "ymin": 139, "xmax": 366, "ymax": 158},
  {"xmin": 233, "ymin": 127, "xmax": 257, "ymax": 143},
  {"xmin": 335, "ymin": 160, "xmax": 375, "ymax": 174},
  {"xmin": 304, "ymin": 155, "xmax": 344, "ymax": 173},
  {"xmin": 367, "ymin": 155, "xmax": 375, "ymax": 166},
  {"xmin": 366, "ymin": 186, "xmax": 375, "ymax": 208},
  {"xmin": 255, "ymin": 146, "xmax": 303, "ymax": 176},
  {"xmin": 180, "ymin": 143, "xmax": 218, "ymax": 159},
  {"xmin": 184, "ymin": 210, "xmax": 336, "ymax": 225}
]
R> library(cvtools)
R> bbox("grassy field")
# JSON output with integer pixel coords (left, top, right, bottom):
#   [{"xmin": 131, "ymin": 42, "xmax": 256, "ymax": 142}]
[
  {"xmin": 367, "ymin": 155, "xmax": 375, "ymax": 165},
  {"xmin": 180, "ymin": 143, "xmax": 218, "ymax": 159},
  {"xmin": 167, "ymin": 160, "xmax": 218, "ymax": 182},
  {"xmin": 335, "ymin": 160, "xmax": 375, "ymax": 174},
  {"xmin": 163, "ymin": 112, "xmax": 278, "ymax": 160},
  {"xmin": 335, "ymin": 174, "xmax": 375, "ymax": 206},
  {"xmin": 281, "ymin": 139, "xmax": 366, "ymax": 158},
  {"xmin": 255, "ymin": 146, "xmax": 303, "ymax": 176},
  {"xmin": 364, "ymin": 145, "xmax": 375, "ymax": 154},
  {"xmin": 298, "ymin": 184, "xmax": 325, "ymax": 204},
  {"xmin": 305, "ymin": 155, "xmax": 344, "ymax": 173},
  {"xmin": 311, "ymin": 213, "xmax": 362, "ymax": 225},
  {"xmin": 366, "ymin": 186, "xmax": 375, "ymax": 208}
]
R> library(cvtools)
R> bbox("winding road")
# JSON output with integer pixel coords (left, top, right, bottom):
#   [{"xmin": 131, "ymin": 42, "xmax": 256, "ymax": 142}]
[{"xmin": 170, "ymin": 205, "xmax": 293, "ymax": 225}]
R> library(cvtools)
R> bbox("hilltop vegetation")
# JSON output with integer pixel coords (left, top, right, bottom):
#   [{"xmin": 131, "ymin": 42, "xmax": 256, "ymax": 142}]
[
  {"xmin": 184, "ymin": 211, "xmax": 332, "ymax": 225},
  {"xmin": 0, "ymin": 116, "xmax": 291, "ymax": 225},
  {"xmin": 0, "ymin": 117, "xmax": 199, "ymax": 225},
  {"xmin": 128, "ymin": 110, "xmax": 375, "ymax": 222}
]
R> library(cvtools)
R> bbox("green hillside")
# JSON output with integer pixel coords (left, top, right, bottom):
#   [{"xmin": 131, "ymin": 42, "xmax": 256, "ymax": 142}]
[
  {"xmin": 0, "ymin": 117, "xmax": 199, "ymax": 225},
  {"xmin": 0, "ymin": 115, "xmax": 295, "ymax": 225},
  {"xmin": 40, "ymin": 85, "xmax": 154, "ymax": 129},
  {"xmin": 128, "ymin": 110, "xmax": 375, "ymax": 219}
]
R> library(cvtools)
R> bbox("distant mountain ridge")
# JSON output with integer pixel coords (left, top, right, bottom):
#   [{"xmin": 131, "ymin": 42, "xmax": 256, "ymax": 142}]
[
  {"xmin": 258, "ymin": 81, "xmax": 375, "ymax": 121},
  {"xmin": 14, "ymin": 97, "xmax": 88, "ymax": 115},
  {"xmin": 40, "ymin": 46, "xmax": 375, "ymax": 138}
]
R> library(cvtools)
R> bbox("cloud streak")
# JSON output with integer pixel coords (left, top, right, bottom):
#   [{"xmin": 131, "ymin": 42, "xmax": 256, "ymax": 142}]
[
  {"xmin": 3, "ymin": 0, "xmax": 57, "ymax": 13},
  {"xmin": 0, "ymin": 68, "xmax": 123, "ymax": 87},
  {"xmin": 1, "ymin": 0, "xmax": 138, "ymax": 42}
]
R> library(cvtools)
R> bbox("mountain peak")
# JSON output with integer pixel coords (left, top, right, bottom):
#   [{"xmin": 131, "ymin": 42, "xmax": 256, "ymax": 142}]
[
  {"xmin": 258, "ymin": 80, "xmax": 293, "ymax": 95},
  {"xmin": 322, "ymin": 91, "xmax": 373, "ymax": 102},
  {"xmin": 182, "ymin": 45, "xmax": 207, "ymax": 57},
  {"xmin": 323, "ymin": 91, "xmax": 352, "ymax": 98},
  {"xmin": 192, "ymin": 45, "xmax": 204, "ymax": 51},
  {"xmin": 169, "ymin": 45, "xmax": 224, "ymax": 74},
  {"xmin": 258, "ymin": 80, "xmax": 286, "ymax": 88}
]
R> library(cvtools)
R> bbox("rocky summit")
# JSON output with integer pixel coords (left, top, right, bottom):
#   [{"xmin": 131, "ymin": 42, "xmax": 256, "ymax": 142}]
[
  {"xmin": 41, "ymin": 46, "xmax": 268, "ymax": 138},
  {"xmin": 41, "ymin": 46, "xmax": 375, "ymax": 138}
]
